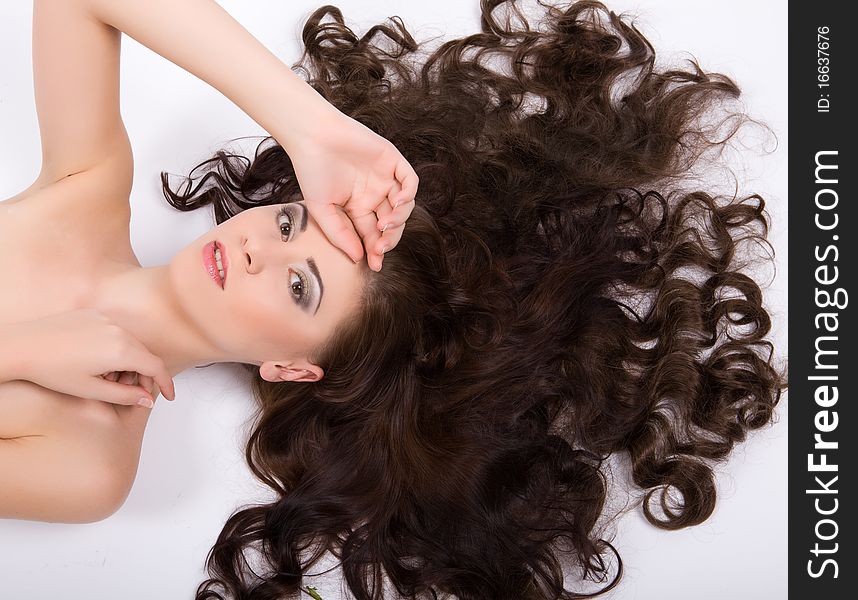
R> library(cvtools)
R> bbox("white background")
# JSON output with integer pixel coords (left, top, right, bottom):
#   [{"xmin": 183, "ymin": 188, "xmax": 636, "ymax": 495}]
[{"xmin": 0, "ymin": 1, "xmax": 787, "ymax": 599}]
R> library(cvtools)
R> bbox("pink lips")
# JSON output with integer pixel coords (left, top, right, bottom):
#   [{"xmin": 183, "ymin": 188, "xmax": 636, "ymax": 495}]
[{"xmin": 202, "ymin": 240, "xmax": 228, "ymax": 289}]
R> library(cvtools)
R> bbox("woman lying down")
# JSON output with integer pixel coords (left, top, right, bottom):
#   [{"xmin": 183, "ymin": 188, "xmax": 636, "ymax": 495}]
[{"xmin": 0, "ymin": 0, "xmax": 785, "ymax": 598}]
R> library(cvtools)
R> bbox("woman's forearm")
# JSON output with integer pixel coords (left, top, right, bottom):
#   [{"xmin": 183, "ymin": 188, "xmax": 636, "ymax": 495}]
[{"xmin": 78, "ymin": 0, "xmax": 339, "ymax": 153}]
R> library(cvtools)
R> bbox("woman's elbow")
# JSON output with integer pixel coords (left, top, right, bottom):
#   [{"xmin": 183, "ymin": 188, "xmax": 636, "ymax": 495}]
[
  {"xmin": 44, "ymin": 464, "xmax": 134, "ymax": 524},
  {"xmin": 77, "ymin": 467, "xmax": 134, "ymax": 523}
]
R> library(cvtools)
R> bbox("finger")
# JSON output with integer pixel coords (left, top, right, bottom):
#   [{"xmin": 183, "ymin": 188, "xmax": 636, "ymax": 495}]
[
  {"xmin": 374, "ymin": 191, "xmax": 395, "ymax": 232},
  {"xmin": 376, "ymin": 222, "xmax": 406, "ymax": 257},
  {"xmin": 351, "ymin": 211, "xmax": 384, "ymax": 271},
  {"xmin": 373, "ymin": 181, "xmax": 402, "ymax": 270},
  {"xmin": 375, "ymin": 178, "xmax": 398, "ymax": 228},
  {"xmin": 117, "ymin": 371, "xmax": 138, "ymax": 386},
  {"xmin": 389, "ymin": 194, "xmax": 416, "ymax": 223},
  {"xmin": 122, "ymin": 349, "xmax": 176, "ymax": 401},
  {"xmin": 394, "ymin": 160, "xmax": 419, "ymax": 206},
  {"xmin": 138, "ymin": 374, "xmax": 164, "ymax": 400},
  {"xmin": 86, "ymin": 379, "xmax": 156, "ymax": 407},
  {"xmin": 377, "ymin": 180, "xmax": 414, "ymax": 232},
  {"xmin": 102, "ymin": 371, "xmax": 121, "ymax": 382},
  {"xmin": 310, "ymin": 202, "xmax": 364, "ymax": 263}
]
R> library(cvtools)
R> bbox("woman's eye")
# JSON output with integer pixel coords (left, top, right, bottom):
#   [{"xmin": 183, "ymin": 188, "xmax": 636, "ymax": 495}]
[
  {"xmin": 289, "ymin": 269, "xmax": 308, "ymax": 304},
  {"xmin": 277, "ymin": 206, "xmax": 294, "ymax": 240}
]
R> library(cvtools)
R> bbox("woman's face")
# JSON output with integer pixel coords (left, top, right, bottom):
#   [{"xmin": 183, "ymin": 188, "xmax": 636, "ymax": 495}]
[{"xmin": 169, "ymin": 202, "xmax": 366, "ymax": 379}]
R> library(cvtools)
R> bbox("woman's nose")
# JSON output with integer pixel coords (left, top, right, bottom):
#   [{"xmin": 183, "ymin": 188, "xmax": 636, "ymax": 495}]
[
  {"xmin": 242, "ymin": 236, "xmax": 266, "ymax": 275},
  {"xmin": 243, "ymin": 235, "xmax": 293, "ymax": 275}
]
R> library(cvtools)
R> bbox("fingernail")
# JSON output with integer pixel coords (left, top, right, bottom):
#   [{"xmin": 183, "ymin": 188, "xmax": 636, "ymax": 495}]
[
  {"xmin": 381, "ymin": 223, "xmax": 390, "ymax": 233},
  {"xmin": 137, "ymin": 397, "xmax": 154, "ymax": 409},
  {"xmin": 394, "ymin": 200, "xmax": 401, "ymax": 209},
  {"xmin": 381, "ymin": 245, "xmax": 389, "ymax": 254}
]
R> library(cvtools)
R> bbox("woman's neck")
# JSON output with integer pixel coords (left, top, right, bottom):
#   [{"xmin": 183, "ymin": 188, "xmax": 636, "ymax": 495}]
[{"xmin": 92, "ymin": 264, "xmax": 231, "ymax": 376}]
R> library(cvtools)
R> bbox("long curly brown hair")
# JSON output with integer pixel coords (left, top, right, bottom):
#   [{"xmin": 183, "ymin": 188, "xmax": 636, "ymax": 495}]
[{"xmin": 162, "ymin": 1, "xmax": 785, "ymax": 598}]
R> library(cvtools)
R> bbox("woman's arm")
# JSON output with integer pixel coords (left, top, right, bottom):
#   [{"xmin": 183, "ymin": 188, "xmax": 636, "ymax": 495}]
[
  {"xmin": 0, "ymin": 378, "xmax": 142, "ymax": 523},
  {"xmin": 32, "ymin": 0, "xmax": 132, "ymax": 186},
  {"xmin": 35, "ymin": 0, "xmax": 417, "ymax": 267},
  {"xmin": 82, "ymin": 0, "xmax": 421, "ymax": 268},
  {"xmin": 0, "ymin": 311, "xmax": 174, "ymax": 405},
  {"xmin": 0, "ymin": 434, "xmax": 130, "ymax": 523},
  {"xmin": 82, "ymin": 0, "xmax": 337, "ymax": 158},
  {"xmin": 34, "ymin": 0, "xmax": 332, "ymax": 183}
]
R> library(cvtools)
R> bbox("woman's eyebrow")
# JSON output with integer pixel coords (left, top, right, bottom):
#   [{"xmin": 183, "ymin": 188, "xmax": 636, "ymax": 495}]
[
  {"xmin": 295, "ymin": 201, "xmax": 309, "ymax": 232},
  {"xmin": 292, "ymin": 202, "xmax": 322, "ymax": 314},
  {"xmin": 307, "ymin": 257, "xmax": 324, "ymax": 315}
]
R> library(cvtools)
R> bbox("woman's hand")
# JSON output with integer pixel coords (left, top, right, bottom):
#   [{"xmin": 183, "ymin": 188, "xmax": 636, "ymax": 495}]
[
  {"xmin": 4, "ymin": 309, "xmax": 175, "ymax": 408},
  {"xmin": 287, "ymin": 111, "xmax": 419, "ymax": 271}
]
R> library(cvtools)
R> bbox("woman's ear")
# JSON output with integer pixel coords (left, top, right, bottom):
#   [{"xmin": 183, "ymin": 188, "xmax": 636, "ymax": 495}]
[{"xmin": 259, "ymin": 360, "xmax": 324, "ymax": 383}]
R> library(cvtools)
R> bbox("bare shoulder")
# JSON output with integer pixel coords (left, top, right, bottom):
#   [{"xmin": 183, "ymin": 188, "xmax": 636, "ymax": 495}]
[
  {"xmin": 0, "ymin": 164, "xmax": 135, "ymax": 262},
  {"xmin": 3, "ymin": 152, "xmax": 132, "ymax": 204},
  {"xmin": 4, "ymin": 162, "xmax": 132, "ymax": 219}
]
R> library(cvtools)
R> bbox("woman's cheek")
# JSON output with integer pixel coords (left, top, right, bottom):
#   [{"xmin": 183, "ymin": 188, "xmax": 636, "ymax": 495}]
[{"xmin": 227, "ymin": 288, "xmax": 271, "ymax": 330}]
